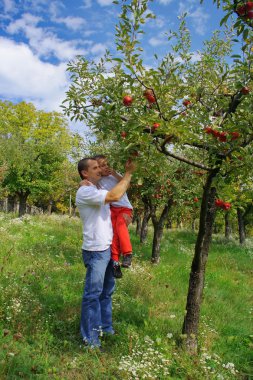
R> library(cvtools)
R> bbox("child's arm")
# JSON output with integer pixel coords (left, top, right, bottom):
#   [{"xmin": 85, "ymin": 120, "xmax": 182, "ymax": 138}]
[
  {"xmin": 79, "ymin": 179, "xmax": 93, "ymax": 187},
  {"xmin": 108, "ymin": 168, "xmax": 123, "ymax": 182}
]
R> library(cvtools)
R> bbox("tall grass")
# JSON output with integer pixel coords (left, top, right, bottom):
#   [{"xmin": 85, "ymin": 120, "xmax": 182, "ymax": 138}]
[{"xmin": 0, "ymin": 213, "xmax": 252, "ymax": 379}]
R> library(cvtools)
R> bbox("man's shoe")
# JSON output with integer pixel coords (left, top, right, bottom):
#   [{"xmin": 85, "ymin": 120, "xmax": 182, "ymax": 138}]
[
  {"xmin": 112, "ymin": 263, "xmax": 123, "ymax": 278},
  {"xmin": 122, "ymin": 254, "xmax": 132, "ymax": 268}
]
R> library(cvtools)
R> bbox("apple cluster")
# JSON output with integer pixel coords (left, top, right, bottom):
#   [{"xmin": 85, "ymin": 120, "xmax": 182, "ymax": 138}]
[
  {"xmin": 204, "ymin": 127, "xmax": 240, "ymax": 142},
  {"xmin": 215, "ymin": 199, "xmax": 232, "ymax": 210},
  {"xmin": 236, "ymin": 1, "xmax": 253, "ymax": 19},
  {"xmin": 143, "ymin": 89, "xmax": 156, "ymax": 104},
  {"xmin": 122, "ymin": 89, "xmax": 157, "ymax": 108}
]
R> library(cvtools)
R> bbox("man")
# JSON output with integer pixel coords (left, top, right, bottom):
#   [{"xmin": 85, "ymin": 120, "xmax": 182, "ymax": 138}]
[{"xmin": 76, "ymin": 157, "xmax": 135, "ymax": 348}]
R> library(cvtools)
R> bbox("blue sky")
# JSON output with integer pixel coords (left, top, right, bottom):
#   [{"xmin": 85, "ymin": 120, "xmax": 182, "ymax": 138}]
[{"xmin": 0, "ymin": 0, "xmax": 227, "ymax": 130}]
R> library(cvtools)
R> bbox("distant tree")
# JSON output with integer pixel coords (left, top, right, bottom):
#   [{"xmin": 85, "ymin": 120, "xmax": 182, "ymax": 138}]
[{"xmin": 0, "ymin": 101, "xmax": 76, "ymax": 217}]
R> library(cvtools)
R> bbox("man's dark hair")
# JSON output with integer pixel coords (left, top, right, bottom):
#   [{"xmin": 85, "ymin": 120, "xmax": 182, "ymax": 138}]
[
  {"xmin": 93, "ymin": 154, "xmax": 107, "ymax": 160},
  {"xmin": 77, "ymin": 157, "xmax": 96, "ymax": 179}
]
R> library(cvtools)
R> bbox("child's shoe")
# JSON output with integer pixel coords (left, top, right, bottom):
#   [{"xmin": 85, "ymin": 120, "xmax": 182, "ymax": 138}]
[
  {"xmin": 112, "ymin": 261, "xmax": 123, "ymax": 278},
  {"xmin": 122, "ymin": 254, "xmax": 132, "ymax": 268}
]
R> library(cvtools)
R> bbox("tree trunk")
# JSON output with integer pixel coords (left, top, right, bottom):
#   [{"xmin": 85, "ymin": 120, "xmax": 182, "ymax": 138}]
[
  {"xmin": 225, "ymin": 212, "xmax": 232, "ymax": 239},
  {"xmin": 150, "ymin": 198, "xmax": 173, "ymax": 264},
  {"xmin": 151, "ymin": 223, "xmax": 163, "ymax": 263},
  {"xmin": 237, "ymin": 208, "xmax": 246, "ymax": 245},
  {"xmin": 7, "ymin": 194, "xmax": 16, "ymax": 212},
  {"xmin": 0, "ymin": 199, "xmax": 5, "ymax": 211},
  {"xmin": 182, "ymin": 171, "xmax": 218, "ymax": 354},
  {"xmin": 135, "ymin": 213, "xmax": 142, "ymax": 236},
  {"xmin": 18, "ymin": 192, "xmax": 29, "ymax": 217},
  {"xmin": 47, "ymin": 201, "xmax": 53, "ymax": 215},
  {"xmin": 140, "ymin": 201, "xmax": 150, "ymax": 243}
]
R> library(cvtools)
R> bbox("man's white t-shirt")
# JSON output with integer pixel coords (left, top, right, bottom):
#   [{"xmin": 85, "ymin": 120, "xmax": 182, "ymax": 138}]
[
  {"xmin": 99, "ymin": 175, "xmax": 133, "ymax": 209},
  {"xmin": 76, "ymin": 185, "xmax": 113, "ymax": 251}
]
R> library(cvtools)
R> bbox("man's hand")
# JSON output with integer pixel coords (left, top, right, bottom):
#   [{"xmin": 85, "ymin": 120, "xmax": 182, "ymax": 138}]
[
  {"xmin": 79, "ymin": 179, "xmax": 92, "ymax": 187},
  {"xmin": 125, "ymin": 159, "xmax": 136, "ymax": 174},
  {"xmin": 122, "ymin": 213, "xmax": 133, "ymax": 226}
]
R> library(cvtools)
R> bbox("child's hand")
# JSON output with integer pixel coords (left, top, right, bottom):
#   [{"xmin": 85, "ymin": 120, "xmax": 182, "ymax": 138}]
[
  {"xmin": 79, "ymin": 179, "xmax": 92, "ymax": 187},
  {"xmin": 107, "ymin": 167, "xmax": 114, "ymax": 175}
]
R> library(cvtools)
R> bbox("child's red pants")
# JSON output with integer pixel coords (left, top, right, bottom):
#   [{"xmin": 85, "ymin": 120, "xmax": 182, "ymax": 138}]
[{"xmin": 110, "ymin": 206, "xmax": 133, "ymax": 262}]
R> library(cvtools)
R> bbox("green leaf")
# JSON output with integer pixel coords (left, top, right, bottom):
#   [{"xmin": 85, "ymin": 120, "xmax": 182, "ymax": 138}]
[
  {"xmin": 220, "ymin": 12, "xmax": 232, "ymax": 26},
  {"xmin": 112, "ymin": 58, "xmax": 123, "ymax": 62},
  {"xmin": 243, "ymin": 28, "xmax": 249, "ymax": 41}
]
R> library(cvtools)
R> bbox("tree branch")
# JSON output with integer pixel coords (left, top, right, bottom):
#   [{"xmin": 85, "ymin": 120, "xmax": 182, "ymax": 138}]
[{"xmin": 159, "ymin": 143, "xmax": 212, "ymax": 171}]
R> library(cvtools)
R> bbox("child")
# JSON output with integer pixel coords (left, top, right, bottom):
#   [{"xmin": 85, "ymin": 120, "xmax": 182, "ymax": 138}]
[{"xmin": 93, "ymin": 155, "xmax": 133, "ymax": 279}]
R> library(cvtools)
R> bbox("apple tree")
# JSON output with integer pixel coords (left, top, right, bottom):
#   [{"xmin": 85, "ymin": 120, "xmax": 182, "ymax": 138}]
[{"xmin": 63, "ymin": 0, "xmax": 253, "ymax": 353}]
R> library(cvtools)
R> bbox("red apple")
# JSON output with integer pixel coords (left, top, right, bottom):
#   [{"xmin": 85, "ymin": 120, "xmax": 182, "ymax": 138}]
[
  {"xmin": 246, "ymin": 2, "xmax": 253, "ymax": 10},
  {"xmin": 215, "ymin": 199, "xmax": 224, "ymax": 208},
  {"xmin": 123, "ymin": 95, "xmax": 133, "ymax": 106},
  {"xmin": 121, "ymin": 131, "xmax": 127, "ymax": 138},
  {"xmin": 143, "ymin": 89, "xmax": 154, "ymax": 98},
  {"xmin": 204, "ymin": 126, "xmax": 213, "ymax": 134},
  {"xmin": 183, "ymin": 99, "xmax": 191, "ymax": 107},
  {"xmin": 236, "ymin": 4, "xmax": 246, "ymax": 15},
  {"xmin": 193, "ymin": 197, "xmax": 199, "ymax": 202},
  {"xmin": 218, "ymin": 131, "xmax": 227, "ymax": 142},
  {"xmin": 222, "ymin": 202, "xmax": 232, "ymax": 211},
  {"xmin": 152, "ymin": 123, "xmax": 160, "ymax": 130},
  {"xmin": 246, "ymin": 10, "xmax": 253, "ymax": 18},
  {"xmin": 240, "ymin": 86, "xmax": 250, "ymax": 95},
  {"xmin": 231, "ymin": 131, "xmax": 240, "ymax": 140},
  {"xmin": 146, "ymin": 94, "xmax": 156, "ymax": 104},
  {"xmin": 211, "ymin": 130, "xmax": 221, "ymax": 138}
]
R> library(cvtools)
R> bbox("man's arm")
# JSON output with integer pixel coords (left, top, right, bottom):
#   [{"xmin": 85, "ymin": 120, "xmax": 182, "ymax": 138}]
[{"xmin": 105, "ymin": 160, "xmax": 135, "ymax": 203}]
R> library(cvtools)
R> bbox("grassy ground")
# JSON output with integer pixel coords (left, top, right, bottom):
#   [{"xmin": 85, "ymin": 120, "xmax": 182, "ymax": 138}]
[{"xmin": 0, "ymin": 212, "xmax": 252, "ymax": 379}]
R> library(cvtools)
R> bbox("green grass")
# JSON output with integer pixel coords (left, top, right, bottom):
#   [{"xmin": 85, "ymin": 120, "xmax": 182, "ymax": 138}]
[{"xmin": 0, "ymin": 213, "xmax": 252, "ymax": 379}]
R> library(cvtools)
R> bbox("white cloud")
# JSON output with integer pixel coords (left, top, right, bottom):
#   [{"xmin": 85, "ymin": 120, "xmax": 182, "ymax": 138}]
[
  {"xmin": 149, "ymin": 37, "xmax": 165, "ymax": 47},
  {"xmin": 6, "ymin": 13, "xmax": 85, "ymax": 61},
  {"xmin": 154, "ymin": 16, "xmax": 166, "ymax": 29},
  {"xmin": 188, "ymin": 7, "xmax": 209, "ymax": 35},
  {"xmin": 52, "ymin": 16, "xmax": 86, "ymax": 31},
  {"xmin": 48, "ymin": 1, "xmax": 65, "ymax": 17},
  {"xmin": 97, "ymin": 0, "xmax": 114, "ymax": 6},
  {"xmin": 90, "ymin": 43, "xmax": 107, "ymax": 54},
  {"xmin": 82, "ymin": 0, "xmax": 92, "ymax": 8},
  {"xmin": 158, "ymin": 0, "xmax": 174, "ymax": 4},
  {"xmin": 178, "ymin": 1, "xmax": 209, "ymax": 35},
  {"xmin": 0, "ymin": 37, "xmax": 69, "ymax": 111},
  {"xmin": 3, "ymin": 0, "xmax": 16, "ymax": 13},
  {"xmin": 48, "ymin": 2, "xmax": 86, "ymax": 31}
]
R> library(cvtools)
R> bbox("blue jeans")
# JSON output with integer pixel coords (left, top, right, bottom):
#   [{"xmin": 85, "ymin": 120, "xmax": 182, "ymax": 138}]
[{"xmin": 81, "ymin": 248, "xmax": 115, "ymax": 347}]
